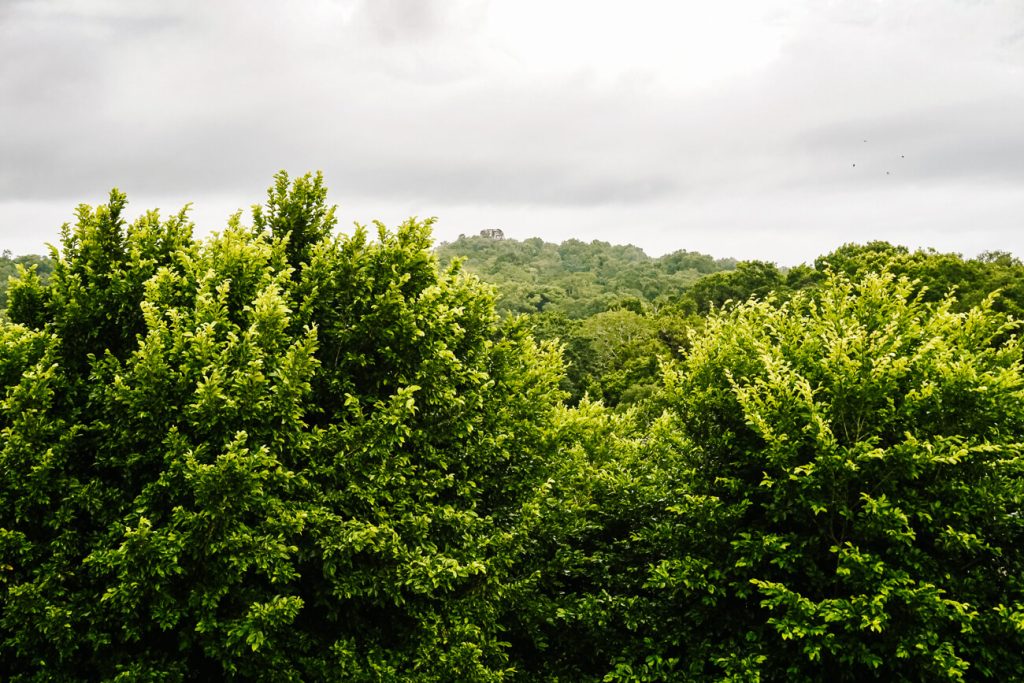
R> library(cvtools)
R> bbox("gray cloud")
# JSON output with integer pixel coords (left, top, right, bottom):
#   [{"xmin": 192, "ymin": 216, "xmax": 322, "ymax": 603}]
[
  {"xmin": 2, "ymin": 0, "xmax": 1024, "ymax": 263},
  {"xmin": 792, "ymin": 95, "xmax": 1024, "ymax": 190},
  {"xmin": 350, "ymin": 0, "xmax": 487, "ymax": 45}
]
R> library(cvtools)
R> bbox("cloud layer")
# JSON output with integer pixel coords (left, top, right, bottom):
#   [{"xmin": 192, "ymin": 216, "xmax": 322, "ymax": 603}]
[{"xmin": 2, "ymin": 0, "xmax": 1023, "ymax": 262}]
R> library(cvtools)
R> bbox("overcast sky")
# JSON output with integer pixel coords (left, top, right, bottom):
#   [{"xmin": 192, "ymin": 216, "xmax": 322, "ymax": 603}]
[{"xmin": 2, "ymin": 0, "xmax": 1022, "ymax": 264}]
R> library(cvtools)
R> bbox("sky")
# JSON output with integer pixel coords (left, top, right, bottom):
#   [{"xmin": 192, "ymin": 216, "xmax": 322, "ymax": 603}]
[{"xmin": 2, "ymin": 0, "xmax": 1023, "ymax": 264}]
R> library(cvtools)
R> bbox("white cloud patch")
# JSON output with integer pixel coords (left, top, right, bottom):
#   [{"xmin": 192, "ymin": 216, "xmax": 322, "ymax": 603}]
[{"xmin": 1, "ymin": 0, "xmax": 1023, "ymax": 263}]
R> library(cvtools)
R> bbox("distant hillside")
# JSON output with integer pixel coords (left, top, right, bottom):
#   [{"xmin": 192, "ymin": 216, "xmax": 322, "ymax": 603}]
[{"xmin": 435, "ymin": 235, "xmax": 736, "ymax": 317}]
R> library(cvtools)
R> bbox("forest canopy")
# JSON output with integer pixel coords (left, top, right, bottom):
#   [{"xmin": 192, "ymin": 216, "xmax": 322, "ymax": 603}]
[{"xmin": 1, "ymin": 173, "xmax": 1022, "ymax": 681}]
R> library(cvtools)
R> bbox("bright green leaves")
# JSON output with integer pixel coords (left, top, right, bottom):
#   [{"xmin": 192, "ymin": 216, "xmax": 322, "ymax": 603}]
[
  {"xmin": 8, "ymin": 174, "xmax": 1023, "ymax": 681},
  {"xmin": 253, "ymin": 170, "xmax": 337, "ymax": 272},
  {"xmin": 539, "ymin": 270, "xmax": 1024, "ymax": 680},
  {"xmin": 644, "ymin": 272, "xmax": 1024, "ymax": 680},
  {"xmin": 13, "ymin": 193, "xmax": 198, "ymax": 372}
]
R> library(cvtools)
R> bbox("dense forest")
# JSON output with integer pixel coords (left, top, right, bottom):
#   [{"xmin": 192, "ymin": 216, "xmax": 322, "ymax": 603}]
[
  {"xmin": 438, "ymin": 233, "xmax": 1024, "ymax": 409},
  {"xmin": 2, "ymin": 173, "xmax": 1023, "ymax": 681}
]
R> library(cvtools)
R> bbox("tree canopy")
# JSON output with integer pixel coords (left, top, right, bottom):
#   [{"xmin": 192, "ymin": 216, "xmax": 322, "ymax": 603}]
[
  {"xmin": 0, "ymin": 173, "xmax": 566, "ymax": 681},
  {"xmin": 434, "ymin": 235, "xmax": 735, "ymax": 318},
  {"xmin": 2, "ymin": 175, "xmax": 1023, "ymax": 681}
]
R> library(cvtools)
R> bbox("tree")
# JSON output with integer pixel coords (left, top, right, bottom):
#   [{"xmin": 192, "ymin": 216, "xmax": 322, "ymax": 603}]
[
  {"xmin": 812, "ymin": 241, "xmax": 1024, "ymax": 318},
  {"xmin": 0, "ymin": 252, "xmax": 52, "ymax": 314},
  {"xmin": 573, "ymin": 309, "xmax": 669, "ymax": 407},
  {"xmin": 641, "ymin": 274, "xmax": 1024, "ymax": 680},
  {"xmin": 682, "ymin": 260, "xmax": 785, "ymax": 314},
  {"xmin": 0, "ymin": 174, "xmax": 566, "ymax": 681},
  {"xmin": 498, "ymin": 400, "xmax": 677, "ymax": 681}
]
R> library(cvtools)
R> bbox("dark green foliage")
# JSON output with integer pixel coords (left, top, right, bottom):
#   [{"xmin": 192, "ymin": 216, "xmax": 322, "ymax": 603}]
[
  {"xmin": 435, "ymin": 235, "xmax": 735, "ymax": 319},
  {"xmin": 501, "ymin": 401, "xmax": 688, "ymax": 682},
  {"xmin": 0, "ymin": 175, "xmax": 566, "ymax": 681},
  {"xmin": 527, "ymin": 307, "xmax": 690, "ymax": 408},
  {"xmin": 681, "ymin": 260, "xmax": 784, "ymax": 314}
]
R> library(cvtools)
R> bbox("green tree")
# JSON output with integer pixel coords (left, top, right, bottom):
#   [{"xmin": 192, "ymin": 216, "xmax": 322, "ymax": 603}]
[
  {"xmin": 640, "ymin": 274, "xmax": 1024, "ymax": 680},
  {"xmin": 682, "ymin": 260, "xmax": 784, "ymax": 314},
  {"xmin": 813, "ymin": 241, "xmax": 1024, "ymax": 318},
  {"xmin": 434, "ymin": 235, "xmax": 733, "ymax": 319},
  {"xmin": 574, "ymin": 309, "xmax": 671, "ymax": 407},
  {"xmin": 499, "ymin": 401, "xmax": 676, "ymax": 681},
  {"xmin": 0, "ymin": 174, "xmax": 566, "ymax": 681},
  {"xmin": 0, "ymin": 251, "xmax": 52, "ymax": 314}
]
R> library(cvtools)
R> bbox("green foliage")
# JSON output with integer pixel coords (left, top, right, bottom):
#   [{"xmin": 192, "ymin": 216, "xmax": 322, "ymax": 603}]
[
  {"xmin": 4, "ymin": 180, "xmax": 1024, "ymax": 681},
  {"xmin": 0, "ymin": 174, "xmax": 566, "ymax": 680},
  {"xmin": 0, "ymin": 251, "xmax": 52, "ymax": 314},
  {"xmin": 503, "ymin": 272, "xmax": 1024, "ymax": 681},
  {"xmin": 252, "ymin": 170, "xmax": 337, "ymax": 272},
  {"xmin": 435, "ymin": 237, "xmax": 722, "ymax": 409},
  {"xmin": 813, "ymin": 241, "xmax": 1024, "ymax": 317},
  {"xmin": 532, "ymin": 305, "xmax": 697, "ymax": 408},
  {"xmin": 435, "ymin": 235, "xmax": 735, "ymax": 319},
  {"xmin": 636, "ymin": 274, "xmax": 1024, "ymax": 680},
  {"xmin": 681, "ymin": 260, "xmax": 784, "ymax": 315},
  {"xmin": 500, "ymin": 401, "xmax": 688, "ymax": 681}
]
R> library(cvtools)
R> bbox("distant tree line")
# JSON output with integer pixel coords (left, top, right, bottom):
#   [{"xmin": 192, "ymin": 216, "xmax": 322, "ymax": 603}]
[
  {"xmin": 438, "ymin": 236, "xmax": 1024, "ymax": 410},
  {"xmin": 435, "ymin": 234, "xmax": 737, "ymax": 318}
]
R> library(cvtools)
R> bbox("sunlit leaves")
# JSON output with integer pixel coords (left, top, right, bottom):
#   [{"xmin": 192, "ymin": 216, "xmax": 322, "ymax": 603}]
[{"xmin": 645, "ymin": 272, "xmax": 1024, "ymax": 680}]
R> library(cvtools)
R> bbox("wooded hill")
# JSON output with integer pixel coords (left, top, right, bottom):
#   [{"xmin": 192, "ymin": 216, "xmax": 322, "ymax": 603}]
[
  {"xmin": 436, "ymin": 235, "xmax": 1024, "ymax": 408},
  {"xmin": 434, "ymin": 235, "xmax": 736, "ymax": 317}
]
